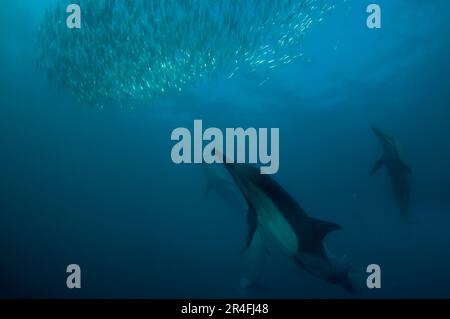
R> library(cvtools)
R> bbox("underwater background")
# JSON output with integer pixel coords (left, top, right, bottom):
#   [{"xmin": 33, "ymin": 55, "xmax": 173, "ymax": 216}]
[{"xmin": 1, "ymin": 0, "xmax": 450, "ymax": 298}]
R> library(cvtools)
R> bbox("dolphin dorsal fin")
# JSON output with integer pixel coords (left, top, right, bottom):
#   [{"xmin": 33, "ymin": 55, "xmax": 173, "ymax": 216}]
[{"xmin": 309, "ymin": 217, "xmax": 343, "ymax": 239}]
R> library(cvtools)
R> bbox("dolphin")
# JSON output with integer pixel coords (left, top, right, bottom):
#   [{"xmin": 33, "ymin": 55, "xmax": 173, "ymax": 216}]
[
  {"xmin": 221, "ymin": 160, "xmax": 356, "ymax": 294},
  {"xmin": 202, "ymin": 164, "xmax": 245, "ymax": 212},
  {"xmin": 370, "ymin": 126, "xmax": 412, "ymax": 223}
]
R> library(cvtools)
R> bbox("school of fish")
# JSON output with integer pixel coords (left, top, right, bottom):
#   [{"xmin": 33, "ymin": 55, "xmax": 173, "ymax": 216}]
[{"xmin": 36, "ymin": 0, "xmax": 338, "ymax": 106}]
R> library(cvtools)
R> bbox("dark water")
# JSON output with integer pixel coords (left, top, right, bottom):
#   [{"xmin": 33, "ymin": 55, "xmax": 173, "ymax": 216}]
[{"xmin": 1, "ymin": 0, "xmax": 450, "ymax": 298}]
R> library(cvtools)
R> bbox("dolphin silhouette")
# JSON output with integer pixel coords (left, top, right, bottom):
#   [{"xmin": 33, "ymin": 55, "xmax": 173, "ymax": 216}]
[
  {"xmin": 371, "ymin": 126, "xmax": 412, "ymax": 223},
  {"xmin": 222, "ymin": 160, "xmax": 356, "ymax": 294}
]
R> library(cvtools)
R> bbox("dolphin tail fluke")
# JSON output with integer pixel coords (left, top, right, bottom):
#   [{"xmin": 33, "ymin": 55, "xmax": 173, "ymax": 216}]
[
  {"xmin": 370, "ymin": 157, "xmax": 384, "ymax": 176},
  {"xmin": 339, "ymin": 266, "xmax": 357, "ymax": 294},
  {"xmin": 309, "ymin": 217, "xmax": 342, "ymax": 240}
]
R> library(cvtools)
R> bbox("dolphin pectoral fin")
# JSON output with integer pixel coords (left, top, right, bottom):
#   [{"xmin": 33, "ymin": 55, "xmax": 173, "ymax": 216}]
[
  {"xmin": 245, "ymin": 207, "xmax": 258, "ymax": 249},
  {"xmin": 204, "ymin": 181, "xmax": 213, "ymax": 197},
  {"xmin": 370, "ymin": 157, "xmax": 384, "ymax": 176}
]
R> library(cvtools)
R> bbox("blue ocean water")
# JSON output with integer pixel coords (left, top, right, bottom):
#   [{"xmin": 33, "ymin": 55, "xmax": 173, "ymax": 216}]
[{"xmin": 1, "ymin": 0, "xmax": 450, "ymax": 298}]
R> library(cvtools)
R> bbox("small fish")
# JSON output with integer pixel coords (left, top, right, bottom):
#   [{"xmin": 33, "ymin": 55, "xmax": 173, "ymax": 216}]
[{"xmin": 36, "ymin": 0, "xmax": 337, "ymax": 106}]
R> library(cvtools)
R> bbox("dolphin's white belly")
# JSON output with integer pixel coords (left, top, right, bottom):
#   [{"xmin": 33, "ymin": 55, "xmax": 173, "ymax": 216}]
[{"xmin": 247, "ymin": 183, "xmax": 299, "ymax": 255}]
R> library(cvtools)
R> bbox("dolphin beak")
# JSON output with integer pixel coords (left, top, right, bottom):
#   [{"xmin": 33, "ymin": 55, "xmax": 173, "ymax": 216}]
[{"xmin": 371, "ymin": 126, "xmax": 386, "ymax": 142}]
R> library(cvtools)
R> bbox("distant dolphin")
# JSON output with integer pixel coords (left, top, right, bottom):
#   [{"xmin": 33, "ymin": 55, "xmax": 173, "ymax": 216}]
[
  {"xmin": 221, "ymin": 160, "xmax": 356, "ymax": 294},
  {"xmin": 370, "ymin": 126, "xmax": 412, "ymax": 223}
]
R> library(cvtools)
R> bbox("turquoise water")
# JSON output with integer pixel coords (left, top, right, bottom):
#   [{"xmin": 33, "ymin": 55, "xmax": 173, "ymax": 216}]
[{"xmin": 1, "ymin": 0, "xmax": 450, "ymax": 298}]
